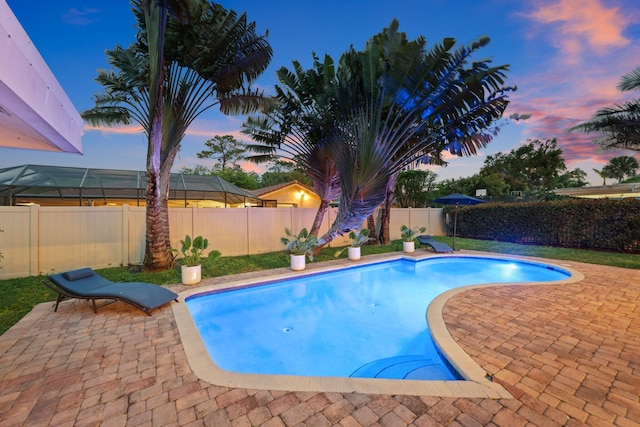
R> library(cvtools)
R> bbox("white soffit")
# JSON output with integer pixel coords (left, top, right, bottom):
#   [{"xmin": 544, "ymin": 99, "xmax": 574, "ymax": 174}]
[{"xmin": 0, "ymin": 0, "xmax": 83, "ymax": 153}]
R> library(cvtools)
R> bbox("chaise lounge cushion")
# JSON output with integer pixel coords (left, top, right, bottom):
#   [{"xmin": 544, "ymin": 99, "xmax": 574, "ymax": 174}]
[
  {"xmin": 51, "ymin": 270, "xmax": 114, "ymax": 293},
  {"xmin": 62, "ymin": 268, "xmax": 95, "ymax": 281}
]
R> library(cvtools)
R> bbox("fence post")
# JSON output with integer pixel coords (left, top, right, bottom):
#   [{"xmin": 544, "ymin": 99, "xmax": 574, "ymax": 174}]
[
  {"xmin": 121, "ymin": 204, "xmax": 129, "ymax": 266},
  {"xmin": 29, "ymin": 204, "xmax": 39, "ymax": 276},
  {"xmin": 290, "ymin": 206, "xmax": 294, "ymax": 232},
  {"xmin": 245, "ymin": 207, "xmax": 251, "ymax": 255},
  {"xmin": 191, "ymin": 206, "xmax": 197, "ymax": 237}
]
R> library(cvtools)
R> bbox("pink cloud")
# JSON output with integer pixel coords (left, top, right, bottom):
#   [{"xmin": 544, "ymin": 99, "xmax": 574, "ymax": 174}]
[
  {"xmin": 84, "ymin": 124, "xmax": 142, "ymax": 134},
  {"xmin": 172, "ymin": 154, "xmax": 268, "ymax": 175},
  {"xmin": 527, "ymin": 0, "xmax": 630, "ymax": 61},
  {"xmin": 507, "ymin": 92, "xmax": 635, "ymax": 168},
  {"xmin": 508, "ymin": 0, "xmax": 640, "ymax": 173},
  {"xmin": 240, "ymin": 161, "xmax": 267, "ymax": 174},
  {"xmin": 184, "ymin": 128, "xmax": 250, "ymax": 143}
]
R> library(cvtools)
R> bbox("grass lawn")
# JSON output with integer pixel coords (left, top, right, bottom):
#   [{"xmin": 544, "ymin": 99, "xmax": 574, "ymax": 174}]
[{"xmin": 1, "ymin": 237, "xmax": 639, "ymax": 335}]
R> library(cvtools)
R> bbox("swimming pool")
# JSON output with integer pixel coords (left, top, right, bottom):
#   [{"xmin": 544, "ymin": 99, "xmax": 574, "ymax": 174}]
[{"xmin": 184, "ymin": 256, "xmax": 571, "ymax": 383}]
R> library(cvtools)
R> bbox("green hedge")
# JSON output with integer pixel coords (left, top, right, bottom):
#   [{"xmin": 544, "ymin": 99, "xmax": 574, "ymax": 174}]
[{"xmin": 446, "ymin": 199, "xmax": 640, "ymax": 253}]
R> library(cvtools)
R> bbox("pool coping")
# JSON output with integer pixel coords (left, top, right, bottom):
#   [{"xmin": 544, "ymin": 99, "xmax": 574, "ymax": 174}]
[{"xmin": 172, "ymin": 251, "xmax": 584, "ymax": 397}]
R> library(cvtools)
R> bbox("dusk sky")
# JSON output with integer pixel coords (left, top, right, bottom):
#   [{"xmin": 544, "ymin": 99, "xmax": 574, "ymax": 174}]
[{"xmin": 3, "ymin": 0, "xmax": 640, "ymax": 185}]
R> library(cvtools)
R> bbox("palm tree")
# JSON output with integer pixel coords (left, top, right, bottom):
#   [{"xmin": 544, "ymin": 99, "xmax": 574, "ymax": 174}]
[
  {"xmin": 137, "ymin": 0, "xmax": 193, "ymax": 271},
  {"xmin": 592, "ymin": 168, "xmax": 611, "ymax": 186},
  {"xmin": 245, "ymin": 21, "xmax": 511, "ymax": 247},
  {"xmin": 316, "ymin": 21, "xmax": 512, "ymax": 246},
  {"xmin": 604, "ymin": 155, "xmax": 639, "ymax": 183},
  {"xmin": 82, "ymin": 1, "xmax": 272, "ymax": 270},
  {"xmin": 244, "ymin": 55, "xmax": 343, "ymax": 237},
  {"xmin": 571, "ymin": 66, "xmax": 640, "ymax": 152}
]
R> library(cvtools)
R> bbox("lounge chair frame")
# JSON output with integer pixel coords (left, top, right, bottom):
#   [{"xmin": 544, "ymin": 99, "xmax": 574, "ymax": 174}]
[{"xmin": 42, "ymin": 279, "xmax": 115, "ymax": 313}]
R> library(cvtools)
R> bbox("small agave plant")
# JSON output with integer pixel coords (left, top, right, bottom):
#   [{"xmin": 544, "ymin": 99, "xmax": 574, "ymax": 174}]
[
  {"xmin": 281, "ymin": 228, "xmax": 318, "ymax": 261},
  {"xmin": 400, "ymin": 225, "xmax": 426, "ymax": 242},
  {"xmin": 334, "ymin": 228, "xmax": 374, "ymax": 258},
  {"xmin": 400, "ymin": 225, "xmax": 426, "ymax": 253},
  {"xmin": 179, "ymin": 234, "xmax": 209, "ymax": 267}
]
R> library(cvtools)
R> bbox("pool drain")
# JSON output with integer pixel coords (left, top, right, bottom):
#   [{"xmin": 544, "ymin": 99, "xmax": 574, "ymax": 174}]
[{"xmin": 282, "ymin": 327, "xmax": 294, "ymax": 333}]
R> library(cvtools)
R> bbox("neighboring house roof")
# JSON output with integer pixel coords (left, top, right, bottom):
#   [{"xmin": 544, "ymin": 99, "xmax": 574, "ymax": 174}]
[
  {"xmin": 250, "ymin": 180, "xmax": 316, "ymax": 197},
  {"xmin": 0, "ymin": 164, "xmax": 263, "ymax": 206},
  {"xmin": 554, "ymin": 183, "xmax": 640, "ymax": 199},
  {"xmin": 0, "ymin": 2, "xmax": 83, "ymax": 153}
]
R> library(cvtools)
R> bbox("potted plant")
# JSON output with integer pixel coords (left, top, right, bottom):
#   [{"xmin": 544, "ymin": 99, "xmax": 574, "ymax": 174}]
[
  {"xmin": 179, "ymin": 234, "xmax": 209, "ymax": 284},
  {"xmin": 400, "ymin": 225, "xmax": 426, "ymax": 253},
  {"xmin": 281, "ymin": 228, "xmax": 317, "ymax": 271},
  {"xmin": 334, "ymin": 228, "xmax": 373, "ymax": 261}
]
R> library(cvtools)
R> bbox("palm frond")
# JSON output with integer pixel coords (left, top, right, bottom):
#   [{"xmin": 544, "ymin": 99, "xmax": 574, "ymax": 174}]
[
  {"xmin": 571, "ymin": 100, "xmax": 640, "ymax": 151},
  {"xmin": 316, "ymin": 25, "xmax": 510, "ymax": 244},
  {"xmin": 618, "ymin": 66, "xmax": 640, "ymax": 92},
  {"xmin": 81, "ymin": 106, "xmax": 132, "ymax": 127}
]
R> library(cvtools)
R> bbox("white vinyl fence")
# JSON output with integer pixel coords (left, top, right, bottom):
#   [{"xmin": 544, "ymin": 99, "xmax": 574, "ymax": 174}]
[{"xmin": 0, "ymin": 205, "xmax": 444, "ymax": 279}]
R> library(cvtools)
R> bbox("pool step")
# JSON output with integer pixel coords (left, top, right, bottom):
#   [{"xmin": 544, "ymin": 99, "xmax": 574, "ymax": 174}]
[{"xmin": 349, "ymin": 355, "xmax": 455, "ymax": 380}]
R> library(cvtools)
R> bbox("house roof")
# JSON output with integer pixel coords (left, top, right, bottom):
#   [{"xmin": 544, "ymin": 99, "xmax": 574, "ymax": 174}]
[
  {"xmin": 554, "ymin": 183, "xmax": 640, "ymax": 199},
  {"xmin": 0, "ymin": 164, "xmax": 263, "ymax": 205},
  {"xmin": 250, "ymin": 180, "xmax": 316, "ymax": 197}
]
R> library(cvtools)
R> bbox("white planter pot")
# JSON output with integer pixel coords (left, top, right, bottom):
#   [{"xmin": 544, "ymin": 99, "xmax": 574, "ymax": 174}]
[
  {"xmin": 290, "ymin": 254, "xmax": 306, "ymax": 271},
  {"xmin": 348, "ymin": 247, "xmax": 361, "ymax": 261},
  {"xmin": 403, "ymin": 241, "xmax": 415, "ymax": 253},
  {"xmin": 181, "ymin": 264, "xmax": 202, "ymax": 285}
]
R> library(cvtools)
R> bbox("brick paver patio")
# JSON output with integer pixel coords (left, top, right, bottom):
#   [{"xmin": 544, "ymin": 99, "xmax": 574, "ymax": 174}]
[{"xmin": 0, "ymin": 253, "xmax": 639, "ymax": 426}]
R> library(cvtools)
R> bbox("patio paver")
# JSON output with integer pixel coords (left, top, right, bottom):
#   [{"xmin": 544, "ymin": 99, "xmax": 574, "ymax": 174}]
[{"xmin": 1, "ymin": 253, "xmax": 639, "ymax": 426}]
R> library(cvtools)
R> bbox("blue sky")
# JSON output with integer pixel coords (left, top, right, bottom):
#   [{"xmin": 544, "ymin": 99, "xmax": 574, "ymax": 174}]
[{"xmin": 3, "ymin": 0, "xmax": 640, "ymax": 185}]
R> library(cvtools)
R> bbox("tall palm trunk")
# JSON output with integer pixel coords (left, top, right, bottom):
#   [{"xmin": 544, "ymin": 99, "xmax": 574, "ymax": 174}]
[
  {"xmin": 144, "ymin": 170, "xmax": 172, "ymax": 270},
  {"xmin": 309, "ymin": 199, "xmax": 330, "ymax": 237},
  {"xmin": 366, "ymin": 214, "xmax": 379, "ymax": 245},
  {"xmin": 143, "ymin": 0, "xmax": 172, "ymax": 271},
  {"xmin": 318, "ymin": 172, "xmax": 389, "ymax": 248},
  {"xmin": 310, "ymin": 174, "xmax": 341, "ymax": 253},
  {"xmin": 378, "ymin": 173, "xmax": 398, "ymax": 245},
  {"xmin": 307, "ymin": 155, "xmax": 340, "ymax": 237},
  {"xmin": 144, "ymin": 141, "xmax": 179, "ymax": 270}
]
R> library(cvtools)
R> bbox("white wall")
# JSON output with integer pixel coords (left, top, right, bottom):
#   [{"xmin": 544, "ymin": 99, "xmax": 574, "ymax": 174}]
[{"xmin": 0, "ymin": 205, "xmax": 444, "ymax": 278}]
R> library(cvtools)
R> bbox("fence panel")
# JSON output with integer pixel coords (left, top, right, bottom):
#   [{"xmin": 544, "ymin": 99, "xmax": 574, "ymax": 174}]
[
  {"xmin": 389, "ymin": 208, "xmax": 444, "ymax": 240},
  {"xmin": 0, "ymin": 206, "xmax": 34, "ymax": 279},
  {"xmin": 248, "ymin": 208, "xmax": 292, "ymax": 255},
  {"xmin": 419, "ymin": 208, "xmax": 446, "ymax": 236},
  {"xmin": 390, "ymin": 209, "xmax": 411, "ymax": 240},
  {"xmin": 198, "ymin": 208, "xmax": 250, "ymax": 257},
  {"xmin": 38, "ymin": 207, "xmax": 123, "ymax": 274},
  {"xmin": 0, "ymin": 205, "xmax": 445, "ymax": 278},
  {"xmin": 169, "ymin": 207, "xmax": 196, "ymax": 256},
  {"xmin": 127, "ymin": 207, "xmax": 146, "ymax": 265},
  {"xmin": 290, "ymin": 207, "xmax": 322, "ymax": 244}
]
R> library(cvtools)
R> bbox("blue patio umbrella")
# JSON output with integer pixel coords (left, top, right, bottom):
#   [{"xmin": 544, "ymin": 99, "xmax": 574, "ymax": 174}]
[{"xmin": 432, "ymin": 193, "xmax": 485, "ymax": 250}]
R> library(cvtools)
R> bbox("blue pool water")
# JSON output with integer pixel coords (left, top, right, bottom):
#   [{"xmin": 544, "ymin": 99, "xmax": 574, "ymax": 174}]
[{"xmin": 185, "ymin": 256, "xmax": 570, "ymax": 380}]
